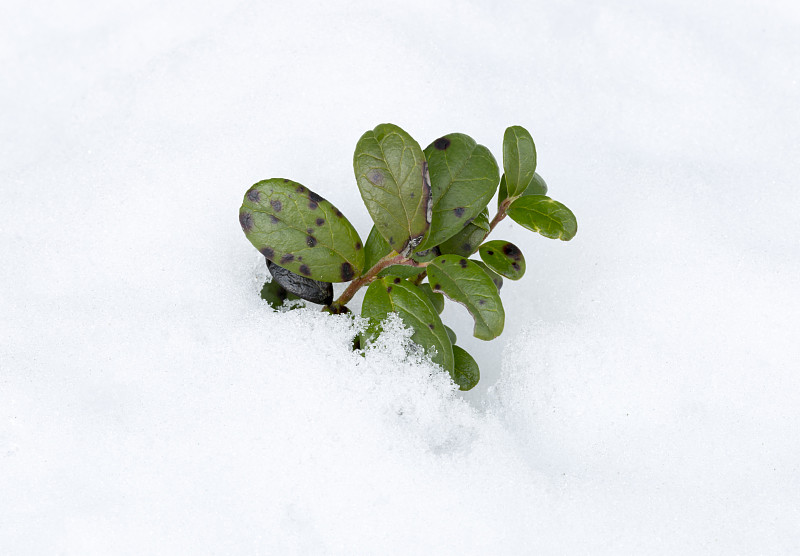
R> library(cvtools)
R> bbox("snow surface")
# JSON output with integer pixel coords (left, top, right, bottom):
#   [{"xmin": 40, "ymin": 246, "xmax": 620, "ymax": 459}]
[{"xmin": 2, "ymin": 0, "xmax": 799, "ymax": 553}]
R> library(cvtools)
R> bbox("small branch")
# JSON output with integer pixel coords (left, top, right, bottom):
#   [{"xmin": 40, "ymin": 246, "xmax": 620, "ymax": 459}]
[
  {"xmin": 329, "ymin": 252, "xmax": 405, "ymax": 310},
  {"xmin": 489, "ymin": 197, "xmax": 513, "ymax": 233}
]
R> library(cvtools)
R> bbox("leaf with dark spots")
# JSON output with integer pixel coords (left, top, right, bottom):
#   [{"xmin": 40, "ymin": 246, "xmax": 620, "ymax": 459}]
[
  {"xmin": 308, "ymin": 201, "xmax": 318, "ymax": 210},
  {"xmin": 433, "ymin": 137, "xmax": 451, "ymax": 150},
  {"xmin": 452, "ymin": 346, "xmax": 480, "ymax": 391},
  {"xmin": 507, "ymin": 195, "xmax": 577, "ymax": 241},
  {"xmin": 437, "ymin": 209, "xmax": 489, "ymax": 258},
  {"xmin": 280, "ymin": 253, "xmax": 295, "ymax": 264},
  {"xmin": 479, "ymin": 240, "xmax": 526, "ymax": 280},
  {"xmin": 427, "ymin": 256, "xmax": 504, "ymax": 340},
  {"xmin": 474, "ymin": 260, "xmax": 503, "ymax": 291},
  {"xmin": 239, "ymin": 211, "xmax": 254, "ymax": 231},
  {"xmin": 240, "ymin": 178, "xmax": 364, "ymax": 282},
  {"xmin": 247, "ymin": 189, "xmax": 261, "ymax": 202},
  {"xmin": 361, "ymin": 278, "xmax": 453, "ymax": 372},
  {"xmin": 316, "ymin": 218, "xmax": 325, "ymax": 226},
  {"xmin": 503, "ymin": 126, "xmax": 537, "ymax": 197},
  {"xmin": 417, "ymin": 133, "xmax": 499, "ymax": 250},
  {"xmin": 354, "ymin": 123, "xmax": 431, "ymax": 255},
  {"xmin": 267, "ymin": 260, "xmax": 333, "ymax": 305},
  {"xmin": 260, "ymin": 247, "xmax": 274, "ymax": 259},
  {"xmin": 341, "ymin": 262, "xmax": 354, "ymax": 281}
]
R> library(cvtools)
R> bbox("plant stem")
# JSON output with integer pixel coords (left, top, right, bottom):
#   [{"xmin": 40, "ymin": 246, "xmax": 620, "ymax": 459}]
[
  {"xmin": 328, "ymin": 252, "xmax": 405, "ymax": 310},
  {"xmin": 328, "ymin": 198, "xmax": 515, "ymax": 311}
]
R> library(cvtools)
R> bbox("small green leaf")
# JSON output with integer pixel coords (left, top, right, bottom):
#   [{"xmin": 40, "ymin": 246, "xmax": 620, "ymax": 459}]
[
  {"xmin": 260, "ymin": 279, "xmax": 287, "ymax": 308},
  {"xmin": 361, "ymin": 277, "xmax": 454, "ymax": 372},
  {"xmin": 507, "ymin": 195, "xmax": 578, "ymax": 241},
  {"xmin": 267, "ymin": 260, "xmax": 333, "ymax": 305},
  {"xmin": 497, "ymin": 172, "xmax": 548, "ymax": 208},
  {"xmin": 437, "ymin": 209, "xmax": 489, "ymax": 258},
  {"xmin": 419, "ymin": 283, "xmax": 444, "ymax": 314},
  {"xmin": 503, "ymin": 126, "xmax": 537, "ymax": 198},
  {"xmin": 427, "ymin": 256, "xmax": 505, "ymax": 341},
  {"xmin": 240, "ymin": 179, "xmax": 364, "ymax": 282},
  {"xmin": 452, "ymin": 346, "xmax": 480, "ymax": 391},
  {"xmin": 473, "ymin": 260, "xmax": 503, "ymax": 291},
  {"xmin": 479, "ymin": 240, "xmax": 525, "ymax": 280},
  {"xmin": 444, "ymin": 325, "xmax": 457, "ymax": 345},
  {"xmin": 417, "ymin": 133, "xmax": 499, "ymax": 250},
  {"xmin": 363, "ymin": 226, "xmax": 423, "ymax": 279},
  {"xmin": 354, "ymin": 124, "xmax": 431, "ymax": 256}
]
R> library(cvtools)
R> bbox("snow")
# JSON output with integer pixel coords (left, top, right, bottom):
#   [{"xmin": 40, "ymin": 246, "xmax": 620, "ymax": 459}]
[{"xmin": 2, "ymin": 0, "xmax": 799, "ymax": 553}]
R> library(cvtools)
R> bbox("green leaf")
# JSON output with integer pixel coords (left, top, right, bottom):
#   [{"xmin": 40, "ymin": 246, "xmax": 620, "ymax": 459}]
[
  {"xmin": 479, "ymin": 240, "xmax": 525, "ymax": 280},
  {"xmin": 444, "ymin": 325, "xmax": 457, "ymax": 345},
  {"xmin": 507, "ymin": 195, "xmax": 578, "ymax": 241},
  {"xmin": 417, "ymin": 133, "xmax": 499, "ymax": 250},
  {"xmin": 267, "ymin": 260, "xmax": 333, "ymax": 305},
  {"xmin": 452, "ymin": 346, "xmax": 480, "ymax": 391},
  {"xmin": 497, "ymin": 172, "xmax": 548, "ymax": 208},
  {"xmin": 361, "ymin": 277, "xmax": 454, "ymax": 372},
  {"xmin": 473, "ymin": 260, "xmax": 503, "ymax": 291},
  {"xmin": 240, "ymin": 178, "xmax": 365, "ymax": 282},
  {"xmin": 260, "ymin": 279, "xmax": 288, "ymax": 308},
  {"xmin": 354, "ymin": 123, "xmax": 431, "ymax": 256},
  {"xmin": 503, "ymin": 126, "xmax": 537, "ymax": 198},
  {"xmin": 363, "ymin": 226, "xmax": 425, "ymax": 279},
  {"xmin": 427, "ymin": 256, "xmax": 505, "ymax": 340},
  {"xmin": 437, "ymin": 209, "xmax": 489, "ymax": 258},
  {"xmin": 419, "ymin": 283, "xmax": 445, "ymax": 314}
]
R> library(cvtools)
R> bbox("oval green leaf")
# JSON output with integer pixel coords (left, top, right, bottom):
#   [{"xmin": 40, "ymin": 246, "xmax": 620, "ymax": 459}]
[
  {"xmin": 473, "ymin": 260, "xmax": 503, "ymax": 291},
  {"xmin": 503, "ymin": 126, "xmax": 537, "ymax": 198},
  {"xmin": 354, "ymin": 123, "xmax": 431, "ymax": 256},
  {"xmin": 479, "ymin": 240, "xmax": 525, "ymax": 280},
  {"xmin": 497, "ymin": 172, "xmax": 548, "ymax": 208},
  {"xmin": 417, "ymin": 133, "xmax": 499, "ymax": 250},
  {"xmin": 444, "ymin": 325, "xmax": 457, "ymax": 345},
  {"xmin": 240, "ymin": 179, "xmax": 365, "ymax": 282},
  {"xmin": 427, "ymin": 256, "xmax": 505, "ymax": 341},
  {"xmin": 452, "ymin": 345, "xmax": 480, "ymax": 391},
  {"xmin": 507, "ymin": 195, "xmax": 578, "ymax": 241},
  {"xmin": 437, "ymin": 209, "xmax": 489, "ymax": 258},
  {"xmin": 361, "ymin": 277, "xmax": 454, "ymax": 372}
]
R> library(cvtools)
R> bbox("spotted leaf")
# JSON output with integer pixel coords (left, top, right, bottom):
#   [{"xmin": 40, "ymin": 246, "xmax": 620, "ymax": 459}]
[
  {"xmin": 473, "ymin": 260, "xmax": 503, "ymax": 291},
  {"xmin": 354, "ymin": 124, "xmax": 431, "ymax": 256},
  {"xmin": 452, "ymin": 346, "xmax": 480, "ymax": 391},
  {"xmin": 427, "ymin": 256, "xmax": 505, "ymax": 341},
  {"xmin": 416, "ymin": 133, "xmax": 499, "ymax": 250},
  {"xmin": 507, "ymin": 195, "xmax": 578, "ymax": 241},
  {"xmin": 240, "ymin": 178, "xmax": 364, "ymax": 282},
  {"xmin": 479, "ymin": 240, "xmax": 525, "ymax": 280},
  {"xmin": 361, "ymin": 277, "xmax": 454, "ymax": 372},
  {"xmin": 503, "ymin": 126, "xmax": 537, "ymax": 198},
  {"xmin": 437, "ymin": 209, "xmax": 489, "ymax": 257}
]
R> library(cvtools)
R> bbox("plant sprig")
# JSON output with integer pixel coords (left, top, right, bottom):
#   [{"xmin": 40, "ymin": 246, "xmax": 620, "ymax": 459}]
[{"xmin": 239, "ymin": 124, "xmax": 577, "ymax": 390}]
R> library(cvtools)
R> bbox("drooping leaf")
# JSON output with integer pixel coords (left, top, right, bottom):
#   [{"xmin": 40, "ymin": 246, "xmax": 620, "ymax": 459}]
[
  {"xmin": 427, "ymin": 256, "xmax": 505, "ymax": 340},
  {"xmin": 419, "ymin": 283, "xmax": 444, "ymax": 314},
  {"xmin": 497, "ymin": 172, "xmax": 548, "ymax": 208},
  {"xmin": 507, "ymin": 195, "xmax": 578, "ymax": 241},
  {"xmin": 354, "ymin": 124, "xmax": 431, "ymax": 256},
  {"xmin": 452, "ymin": 346, "xmax": 480, "ymax": 391},
  {"xmin": 473, "ymin": 260, "xmax": 503, "ymax": 291},
  {"xmin": 503, "ymin": 126, "xmax": 537, "ymax": 198},
  {"xmin": 437, "ymin": 209, "xmax": 490, "ymax": 257},
  {"xmin": 267, "ymin": 260, "xmax": 333, "ymax": 305},
  {"xmin": 444, "ymin": 325, "xmax": 457, "ymax": 345},
  {"xmin": 361, "ymin": 277, "xmax": 454, "ymax": 372},
  {"xmin": 363, "ymin": 225, "xmax": 425, "ymax": 279},
  {"xmin": 417, "ymin": 133, "xmax": 499, "ymax": 250},
  {"xmin": 240, "ymin": 178, "xmax": 364, "ymax": 282},
  {"xmin": 479, "ymin": 240, "xmax": 525, "ymax": 280}
]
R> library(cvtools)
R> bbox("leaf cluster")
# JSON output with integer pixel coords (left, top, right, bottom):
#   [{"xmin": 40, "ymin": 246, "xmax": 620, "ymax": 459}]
[{"xmin": 239, "ymin": 124, "xmax": 577, "ymax": 390}]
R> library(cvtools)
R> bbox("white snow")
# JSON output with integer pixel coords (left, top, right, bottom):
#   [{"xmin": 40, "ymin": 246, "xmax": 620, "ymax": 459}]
[{"xmin": 2, "ymin": 0, "xmax": 799, "ymax": 553}]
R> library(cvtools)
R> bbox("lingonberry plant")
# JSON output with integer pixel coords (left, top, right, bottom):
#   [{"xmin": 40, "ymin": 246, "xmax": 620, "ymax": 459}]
[{"xmin": 239, "ymin": 124, "xmax": 577, "ymax": 390}]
